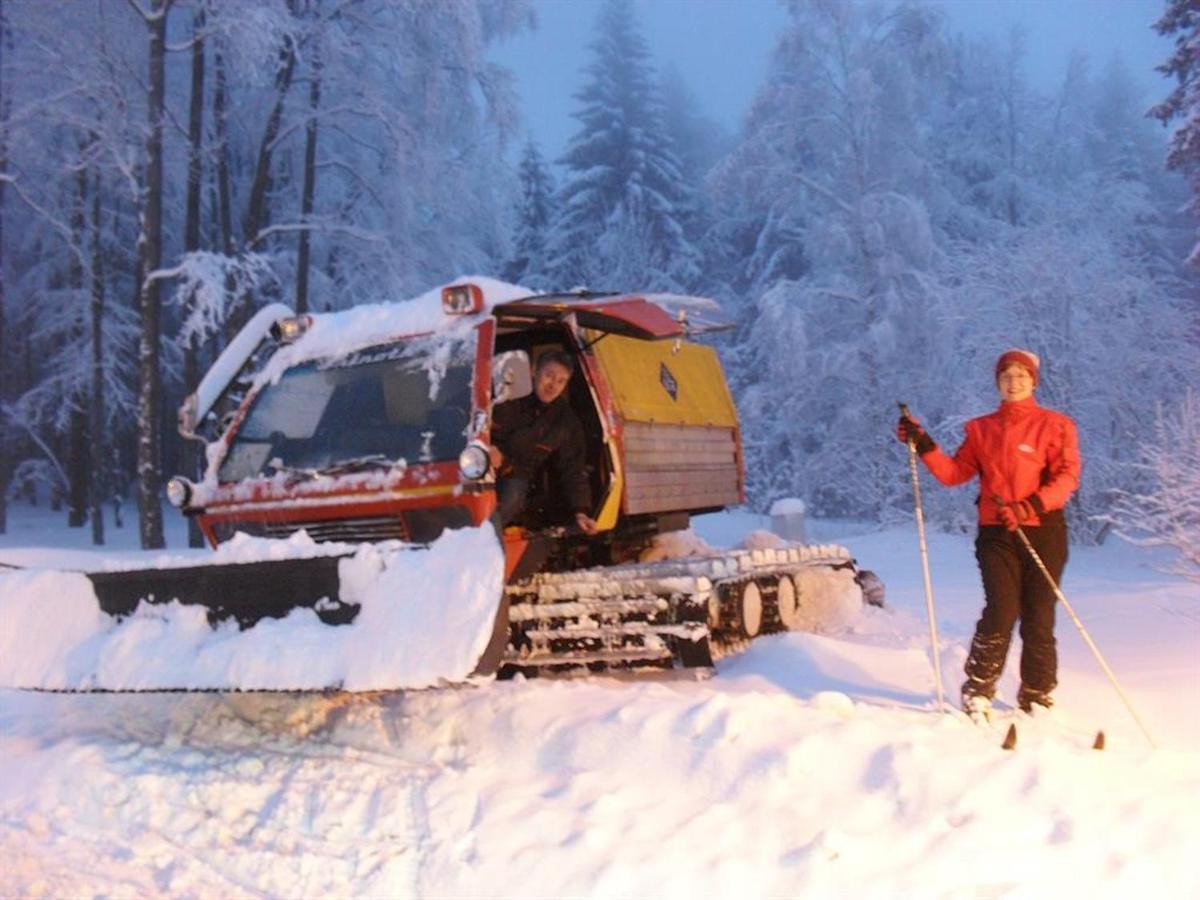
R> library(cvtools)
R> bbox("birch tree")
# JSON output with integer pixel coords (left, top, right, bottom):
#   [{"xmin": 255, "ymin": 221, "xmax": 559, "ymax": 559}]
[{"xmin": 131, "ymin": 0, "xmax": 171, "ymax": 549}]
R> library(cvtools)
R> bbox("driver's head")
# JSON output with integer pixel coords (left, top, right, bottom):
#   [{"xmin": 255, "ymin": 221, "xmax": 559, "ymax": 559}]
[{"xmin": 533, "ymin": 350, "xmax": 575, "ymax": 405}]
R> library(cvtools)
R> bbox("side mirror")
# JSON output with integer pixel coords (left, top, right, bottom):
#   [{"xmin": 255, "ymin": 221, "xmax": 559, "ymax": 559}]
[{"xmin": 492, "ymin": 350, "xmax": 532, "ymax": 403}]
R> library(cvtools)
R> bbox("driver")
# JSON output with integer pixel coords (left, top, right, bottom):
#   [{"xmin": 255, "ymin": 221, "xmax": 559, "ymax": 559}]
[{"xmin": 489, "ymin": 350, "xmax": 599, "ymax": 535}]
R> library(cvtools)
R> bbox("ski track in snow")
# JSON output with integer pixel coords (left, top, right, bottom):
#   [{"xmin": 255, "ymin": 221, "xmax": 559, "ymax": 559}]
[{"xmin": 1, "ymin": 510, "xmax": 1198, "ymax": 897}]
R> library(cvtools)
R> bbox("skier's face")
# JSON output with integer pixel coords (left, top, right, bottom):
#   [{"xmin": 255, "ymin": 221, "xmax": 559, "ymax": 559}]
[
  {"xmin": 997, "ymin": 364, "xmax": 1035, "ymax": 402},
  {"xmin": 533, "ymin": 360, "xmax": 572, "ymax": 404}
]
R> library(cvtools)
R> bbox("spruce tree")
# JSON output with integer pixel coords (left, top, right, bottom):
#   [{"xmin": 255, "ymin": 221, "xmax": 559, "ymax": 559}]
[
  {"xmin": 546, "ymin": 0, "xmax": 699, "ymax": 292},
  {"xmin": 1150, "ymin": 0, "xmax": 1200, "ymax": 266},
  {"xmin": 505, "ymin": 138, "xmax": 555, "ymax": 290}
]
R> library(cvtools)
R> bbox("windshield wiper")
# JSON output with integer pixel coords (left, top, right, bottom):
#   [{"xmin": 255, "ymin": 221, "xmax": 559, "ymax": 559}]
[
  {"xmin": 264, "ymin": 454, "xmax": 400, "ymax": 481},
  {"xmin": 317, "ymin": 454, "xmax": 401, "ymax": 476},
  {"xmin": 265, "ymin": 458, "xmax": 322, "ymax": 482}
]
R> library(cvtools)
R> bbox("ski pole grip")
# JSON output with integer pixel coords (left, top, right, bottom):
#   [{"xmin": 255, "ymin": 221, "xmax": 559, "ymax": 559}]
[{"xmin": 897, "ymin": 403, "xmax": 916, "ymax": 448}]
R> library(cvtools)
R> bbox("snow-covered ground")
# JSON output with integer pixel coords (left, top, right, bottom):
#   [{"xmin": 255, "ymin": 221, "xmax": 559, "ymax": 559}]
[{"xmin": 1, "ymin": 504, "xmax": 1197, "ymax": 897}]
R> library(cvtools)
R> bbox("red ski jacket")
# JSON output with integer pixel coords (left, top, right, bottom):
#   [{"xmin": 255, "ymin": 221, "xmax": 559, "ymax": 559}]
[{"xmin": 920, "ymin": 397, "xmax": 1081, "ymax": 527}]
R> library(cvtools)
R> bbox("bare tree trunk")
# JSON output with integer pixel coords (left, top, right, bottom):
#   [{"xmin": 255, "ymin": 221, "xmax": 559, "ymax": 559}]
[
  {"xmin": 214, "ymin": 49, "xmax": 239, "ymax": 346},
  {"xmin": 67, "ymin": 150, "xmax": 89, "ymax": 528},
  {"xmin": 229, "ymin": 19, "xmax": 298, "ymax": 333},
  {"xmin": 214, "ymin": 49, "xmax": 233, "ymax": 258},
  {"xmin": 243, "ymin": 28, "xmax": 297, "ymax": 251},
  {"xmin": 184, "ymin": 7, "xmax": 205, "ymax": 255},
  {"xmin": 135, "ymin": 0, "xmax": 170, "ymax": 549},
  {"xmin": 182, "ymin": 5, "xmax": 206, "ymax": 547},
  {"xmin": 296, "ymin": 26, "xmax": 321, "ymax": 315},
  {"xmin": 0, "ymin": 0, "xmax": 9, "ymax": 535},
  {"xmin": 89, "ymin": 162, "xmax": 105, "ymax": 546}
]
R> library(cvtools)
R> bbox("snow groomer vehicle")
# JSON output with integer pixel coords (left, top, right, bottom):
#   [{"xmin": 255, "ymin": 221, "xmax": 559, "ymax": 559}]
[{"xmin": 15, "ymin": 279, "xmax": 882, "ymax": 692}]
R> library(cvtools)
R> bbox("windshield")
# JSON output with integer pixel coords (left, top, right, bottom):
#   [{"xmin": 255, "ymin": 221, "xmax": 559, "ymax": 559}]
[{"xmin": 218, "ymin": 335, "xmax": 474, "ymax": 482}]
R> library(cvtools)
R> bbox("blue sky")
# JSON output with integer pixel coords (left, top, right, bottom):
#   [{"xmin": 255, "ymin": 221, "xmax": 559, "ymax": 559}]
[{"xmin": 489, "ymin": 0, "xmax": 1174, "ymax": 164}]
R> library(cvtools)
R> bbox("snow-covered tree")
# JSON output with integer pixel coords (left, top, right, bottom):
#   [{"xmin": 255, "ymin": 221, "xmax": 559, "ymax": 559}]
[
  {"xmin": 658, "ymin": 65, "xmax": 726, "ymax": 286},
  {"xmin": 710, "ymin": 0, "xmax": 947, "ymax": 515},
  {"xmin": 0, "ymin": 1, "xmax": 146, "ymax": 541},
  {"xmin": 546, "ymin": 0, "xmax": 700, "ymax": 292},
  {"xmin": 504, "ymin": 138, "xmax": 555, "ymax": 290},
  {"xmin": 1111, "ymin": 390, "xmax": 1200, "ymax": 583},
  {"xmin": 0, "ymin": 0, "xmax": 534, "ymax": 544},
  {"xmin": 915, "ymin": 222, "xmax": 1198, "ymax": 535},
  {"xmin": 706, "ymin": 0, "xmax": 1197, "ymax": 530},
  {"xmin": 1150, "ymin": 0, "xmax": 1200, "ymax": 266}
]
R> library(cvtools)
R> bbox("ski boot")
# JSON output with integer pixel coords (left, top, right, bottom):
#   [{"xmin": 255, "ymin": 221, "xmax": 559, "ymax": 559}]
[
  {"xmin": 962, "ymin": 692, "xmax": 993, "ymax": 726},
  {"xmin": 1017, "ymin": 685, "xmax": 1055, "ymax": 718}
]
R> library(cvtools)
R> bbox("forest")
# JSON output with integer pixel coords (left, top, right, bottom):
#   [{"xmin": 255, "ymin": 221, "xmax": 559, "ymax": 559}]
[{"xmin": 0, "ymin": 0, "xmax": 1196, "ymax": 562}]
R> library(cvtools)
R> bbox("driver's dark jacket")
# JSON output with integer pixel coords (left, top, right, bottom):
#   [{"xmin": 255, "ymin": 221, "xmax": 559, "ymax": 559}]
[{"xmin": 491, "ymin": 392, "xmax": 591, "ymax": 514}]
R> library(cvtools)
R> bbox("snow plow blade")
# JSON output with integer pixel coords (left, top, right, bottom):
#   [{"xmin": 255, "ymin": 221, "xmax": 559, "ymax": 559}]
[
  {"xmin": 88, "ymin": 556, "xmax": 357, "ymax": 628},
  {"xmin": 0, "ymin": 526, "xmax": 508, "ymax": 693}
]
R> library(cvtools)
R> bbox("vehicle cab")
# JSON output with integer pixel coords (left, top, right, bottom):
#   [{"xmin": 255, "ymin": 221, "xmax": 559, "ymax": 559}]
[{"xmin": 168, "ymin": 279, "xmax": 742, "ymax": 572}]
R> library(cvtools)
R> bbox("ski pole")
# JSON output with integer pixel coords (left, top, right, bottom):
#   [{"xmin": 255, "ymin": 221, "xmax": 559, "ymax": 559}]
[
  {"xmin": 998, "ymin": 499, "xmax": 1158, "ymax": 749},
  {"xmin": 899, "ymin": 402, "xmax": 945, "ymax": 713}
]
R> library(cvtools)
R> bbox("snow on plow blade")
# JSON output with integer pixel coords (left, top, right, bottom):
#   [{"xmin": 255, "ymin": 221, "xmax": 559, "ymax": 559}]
[{"xmin": 0, "ymin": 526, "xmax": 507, "ymax": 693}]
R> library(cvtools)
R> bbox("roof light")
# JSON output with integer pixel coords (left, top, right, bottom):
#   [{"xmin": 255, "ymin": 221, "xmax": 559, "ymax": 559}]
[
  {"xmin": 271, "ymin": 315, "xmax": 312, "ymax": 343},
  {"xmin": 442, "ymin": 283, "xmax": 484, "ymax": 315}
]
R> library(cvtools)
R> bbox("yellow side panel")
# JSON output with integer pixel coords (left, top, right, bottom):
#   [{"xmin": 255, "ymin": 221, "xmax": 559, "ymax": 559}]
[{"xmin": 590, "ymin": 333, "xmax": 738, "ymax": 427}]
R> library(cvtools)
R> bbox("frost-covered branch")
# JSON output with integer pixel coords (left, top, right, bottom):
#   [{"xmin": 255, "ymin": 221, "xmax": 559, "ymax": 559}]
[
  {"xmin": 0, "ymin": 404, "xmax": 69, "ymax": 489},
  {"xmin": 168, "ymin": 252, "xmax": 280, "ymax": 344},
  {"xmin": 1108, "ymin": 391, "xmax": 1200, "ymax": 583},
  {"xmin": 252, "ymin": 220, "xmax": 387, "ymax": 246}
]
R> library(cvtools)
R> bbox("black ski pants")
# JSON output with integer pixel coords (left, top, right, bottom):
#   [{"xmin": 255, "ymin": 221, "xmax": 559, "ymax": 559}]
[{"xmin": 963, "ymin": 523, "xmax": 1069, "ymax": 702}]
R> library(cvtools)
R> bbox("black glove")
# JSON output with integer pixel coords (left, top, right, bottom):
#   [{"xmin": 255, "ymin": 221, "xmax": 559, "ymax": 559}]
[
  {"xmin": 896, "ymin": 415, "xmax": 936, "ymax": 454},
  {"xmin": 997, "ymin": 496, "xmax": 1044, "ymax": 532}
]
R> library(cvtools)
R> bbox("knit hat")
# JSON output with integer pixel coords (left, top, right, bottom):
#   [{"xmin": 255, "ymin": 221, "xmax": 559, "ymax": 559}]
[{"xmin": 995, "ymin": 348, "xmax": 1040, "ymax": 385}]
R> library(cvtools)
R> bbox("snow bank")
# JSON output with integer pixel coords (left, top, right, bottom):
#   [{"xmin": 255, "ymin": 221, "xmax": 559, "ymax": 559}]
[
  {"xmin": 2, "ymin": 511, "xmax": 1198, "ymax": 898},
  {"xmin": 0, "ymin": 525, "xmax": 505, "ymax": 692}
]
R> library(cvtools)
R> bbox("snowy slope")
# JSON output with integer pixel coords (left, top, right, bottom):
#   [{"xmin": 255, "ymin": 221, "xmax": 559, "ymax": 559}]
[{"xmin": 1, "ymin": 507, "xmax": 1197, "ymax": 897}]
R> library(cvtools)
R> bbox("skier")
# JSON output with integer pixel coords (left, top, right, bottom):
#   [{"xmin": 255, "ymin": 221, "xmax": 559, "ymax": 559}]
[
  {"xmin": 896, "ymin": 349, "xmax": 1081, "ymax": 719},
  {"xmin": 489, "ymin": 349, "xmax": 599, "ymax": 535}
]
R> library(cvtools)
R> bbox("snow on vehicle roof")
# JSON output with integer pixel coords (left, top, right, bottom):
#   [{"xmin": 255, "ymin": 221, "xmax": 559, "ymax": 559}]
[
  {"xmin": 280, "ymin": 281, "xmax": 728, "ymax": 366},
  {"xmin": 254, "ymin": 278, "xmax": 726, "ymax": 390},
  {"xmin": 255, "ymin": 276, "xmax": 532, "ymax": 388}
]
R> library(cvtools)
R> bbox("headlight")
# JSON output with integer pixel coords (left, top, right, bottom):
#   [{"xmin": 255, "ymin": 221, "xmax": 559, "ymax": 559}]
[
  {"xmin": 458, "ymin": 442, "xmax": 490, "ymax": 480},
  {"xmin": 165, "ymin": 476, "xmax": 193, "ymax": 508}
]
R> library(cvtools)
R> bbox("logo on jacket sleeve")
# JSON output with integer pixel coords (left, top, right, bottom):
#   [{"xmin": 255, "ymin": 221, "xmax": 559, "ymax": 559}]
[{"xmin": 1018, "ymin": 443, "xmax": 1035, "ymax": 454}]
